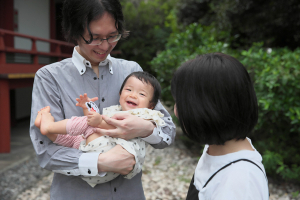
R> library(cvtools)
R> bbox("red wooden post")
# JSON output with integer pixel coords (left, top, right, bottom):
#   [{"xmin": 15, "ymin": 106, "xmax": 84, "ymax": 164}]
[
  {"xmin": 55, "ymin": 44, "xmax": 62, "ymax": 61},
  {"xmin": 31, "ymin": 38, "xmax": 38, "ymax": 64},
  {"xmin": 0, "ymin": 79, "xmax": 10, "ymax": 153},
  {"xmin": 0, "ymin": 32, "xmax": 5, "ymax": 65}
]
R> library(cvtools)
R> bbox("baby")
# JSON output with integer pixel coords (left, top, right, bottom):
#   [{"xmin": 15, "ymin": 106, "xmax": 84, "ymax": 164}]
[{"xmin": 34, "ymin": 71, "xmax": 166, "ymax": 187}]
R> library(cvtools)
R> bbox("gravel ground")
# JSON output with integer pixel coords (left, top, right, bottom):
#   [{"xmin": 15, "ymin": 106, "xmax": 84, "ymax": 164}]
[{"xmin": 1, "ymin": 133, "xmax": 300, "ymax": 200}]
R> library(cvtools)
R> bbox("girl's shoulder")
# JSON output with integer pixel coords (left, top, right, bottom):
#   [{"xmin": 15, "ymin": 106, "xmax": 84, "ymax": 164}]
[{"xmin": 198, "ymin": 162, "xmax": 268, "ymax": 200}]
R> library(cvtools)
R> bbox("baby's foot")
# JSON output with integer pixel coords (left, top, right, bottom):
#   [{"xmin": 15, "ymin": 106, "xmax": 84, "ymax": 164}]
[
  {"xmin": 34, "ymin": 106, "xmax": 51, "ymax": 128},
  {"xmin": 40, "ymin": 112, "xmax": 55, "ymax": 135}
]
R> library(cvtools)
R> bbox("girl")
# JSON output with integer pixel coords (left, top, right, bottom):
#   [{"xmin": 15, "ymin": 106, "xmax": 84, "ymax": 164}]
[
  {"xmin": 34, "ymin": 71, "xmax": 166, "ymax": 187},
  {"xmin": 171, "ymin": 53, "xmax": 269, "ymax": 200}
]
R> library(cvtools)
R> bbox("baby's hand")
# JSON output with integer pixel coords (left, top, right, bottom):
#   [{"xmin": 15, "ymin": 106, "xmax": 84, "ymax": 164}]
[
  {"xmin": 76, "ymin": 93, "xmax": 98, "ymax": 109},
  {"xmin": 87, "ymin": 111, "xmax": 102, "ymax": 127}
]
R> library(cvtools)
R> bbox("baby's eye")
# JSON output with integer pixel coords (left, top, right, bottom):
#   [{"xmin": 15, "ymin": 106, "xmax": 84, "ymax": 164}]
[
  {"xmin": 140, "ymin": 93, "xmax": 145, "ymax": 96},
  {"xmin": 126, "ymin": 89, "xmax": 131, "ymax": 91}
]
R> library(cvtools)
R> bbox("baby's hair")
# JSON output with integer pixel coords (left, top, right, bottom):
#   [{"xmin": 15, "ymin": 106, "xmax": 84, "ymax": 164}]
[
  {"xmin": 120, "ymin": 71, "xmax": 161, "ymax": 109},
  {"xmin": 171, "ymin": 53, "xmax": 258, "ymax": 145}
]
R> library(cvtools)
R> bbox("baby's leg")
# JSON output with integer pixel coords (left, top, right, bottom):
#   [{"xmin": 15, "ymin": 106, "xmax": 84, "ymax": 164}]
[
  {"xmin": 34, "ymin": 106, "xmax": 50, "ymax": 128},
  {"xmin": 39, "ymin": 111, "xmax": 68, "ymax": 136}
]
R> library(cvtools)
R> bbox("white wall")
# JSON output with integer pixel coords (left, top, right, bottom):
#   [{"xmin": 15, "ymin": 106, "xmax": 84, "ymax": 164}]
[
  {"xmin": 13, "ymin": 0, "xmax": 50, "ymax": 120},
  {"xmin": 14, "ymin": 0, "xmax": 50, "ymax": 52}
]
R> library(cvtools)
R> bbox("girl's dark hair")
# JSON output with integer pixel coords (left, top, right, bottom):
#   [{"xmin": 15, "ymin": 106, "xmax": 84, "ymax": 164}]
[
  {"xmin": 120, "ymin": 71, "xmax": 161, "ymax": 109},
  {"xmin": 171, "ymin": 53, "xmax": 258, "ymax": 145},
  {"xmin": 62, "ymin": 0, "xmax": 128, "ymax": 45}
]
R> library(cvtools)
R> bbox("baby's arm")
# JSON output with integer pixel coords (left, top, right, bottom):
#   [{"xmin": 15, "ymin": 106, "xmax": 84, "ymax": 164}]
[
  {"xmin": 76, "ymin": 93, "xmax": 98, "ymax": 116},
  {"xmin": 87, "ymin": 112, "xmax": 115, "ymax": 129}
]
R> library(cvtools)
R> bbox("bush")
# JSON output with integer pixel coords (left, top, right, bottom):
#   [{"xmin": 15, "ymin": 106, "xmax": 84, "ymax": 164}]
[
  {"xmin": 118, "ymin": 0, "xmax": 179, "ymax": 74},
  {"xmin": 240, "ymin": 43, "xmax": 300, "ymax": 181},
  {"xmin": 151, "ymin": 23, "xmax": 300, "ymax": 181},
  {"xmin": 151, "ymin": 23, "xmax": 233, "ymax": 105}
]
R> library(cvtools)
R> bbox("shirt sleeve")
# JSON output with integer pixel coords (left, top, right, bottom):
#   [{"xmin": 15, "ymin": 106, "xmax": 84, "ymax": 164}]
[
  {"xmin": 141, "ymin": 100, "xmax": 176, "ymax": 149},
  {"xmin": 30, "ymin": 67, "xmax": 98, "ymax": 177}
]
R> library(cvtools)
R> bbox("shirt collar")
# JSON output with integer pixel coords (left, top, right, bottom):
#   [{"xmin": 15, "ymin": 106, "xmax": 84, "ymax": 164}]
[{"xmin": 72, "ymin": 46, "xmax": 113, "ymax": 75}]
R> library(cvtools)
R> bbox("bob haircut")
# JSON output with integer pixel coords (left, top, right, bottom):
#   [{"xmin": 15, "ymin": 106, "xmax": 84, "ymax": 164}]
[
  {"xmin": 171, "ymin": 53, "xmax": 258, "ymax": 145},
  {"xmin": 119, "ymin": 71, "xmax": 161, "ymax": 109},
  {"xmin": 62, "ymin": 0, "xmax": 128, "ymax": 45}
]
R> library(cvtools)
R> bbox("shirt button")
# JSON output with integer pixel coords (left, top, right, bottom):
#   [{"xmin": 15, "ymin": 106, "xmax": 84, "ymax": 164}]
[
  {"xmin": 102, "ymin": 98, "xmax": 105, "ymax": 102},
  {"xmin": 94, "ymin": 77, "xmax": 97, "ymax": 80},
  {"xmin": 67, "ymin": 172, "xmax": 70, "ymax": 174},
  {"xmin": 88, "ymin": 169, "xmax": 91, "ymax": 174},
  {"xmin": 114, "ymin": 188, "xmax": 117, "ymax": 192},
  {"xmin": 40, "ymin": 141, "xmax": 43, "ymax": 144},
  {"xmin": 86, "ymin": 63, "xmax": 89, "ymax": 65}
]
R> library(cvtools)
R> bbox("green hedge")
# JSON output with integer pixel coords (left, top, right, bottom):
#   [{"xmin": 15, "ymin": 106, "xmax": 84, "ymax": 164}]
[{"xmin": 151, "ymin": 23, "xmax": 300, "ymax": 181}]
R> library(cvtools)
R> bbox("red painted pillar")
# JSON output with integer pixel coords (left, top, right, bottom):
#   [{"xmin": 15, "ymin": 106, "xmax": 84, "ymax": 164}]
[{"xmin": 0, "ymin": 79, "xmax": 10, "ymax": 153}]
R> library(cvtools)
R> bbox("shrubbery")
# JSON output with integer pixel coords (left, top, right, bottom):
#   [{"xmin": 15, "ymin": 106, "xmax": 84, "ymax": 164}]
[
  {"xmin": 118, "ymin": 0, "xmax": 178, "ymax": 73},
  {"xmin": 151, "ymin": 23, "xmax": 300, "ymax": 181}
]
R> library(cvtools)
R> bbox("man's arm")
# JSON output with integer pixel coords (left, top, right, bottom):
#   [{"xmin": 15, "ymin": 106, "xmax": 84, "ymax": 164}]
[{"xmin": 30, "ymin": 68, "xmax": 86, "ymax": 176}]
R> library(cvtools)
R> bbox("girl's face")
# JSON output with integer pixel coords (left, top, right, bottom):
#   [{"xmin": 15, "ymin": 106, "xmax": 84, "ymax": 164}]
[
  {"xmin": 119, "ymin": 76, "xmax": 154, "ymax": 111},
  {"xmin": 77, "ymin": 12, "xmax": 118, "ymax": 67}
]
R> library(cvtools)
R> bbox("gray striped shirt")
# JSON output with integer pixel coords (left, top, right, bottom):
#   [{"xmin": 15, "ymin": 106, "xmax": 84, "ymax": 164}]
[{"xmin": 30, "ymin": 47, "xmax": 176, "ymax": 200}]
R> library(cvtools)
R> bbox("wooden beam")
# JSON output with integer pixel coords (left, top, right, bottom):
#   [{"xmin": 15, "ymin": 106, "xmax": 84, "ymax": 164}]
[
  {"xmin": 0, "ymin": 79, "xmax": 10, "ymax": 152},
  {"xmin": 0, "ymin": 63, "xmax": 43, "ymax": 74},
  {"xmin": 9, "ymin": 78, "xmax": 34, "ymax": 89}
]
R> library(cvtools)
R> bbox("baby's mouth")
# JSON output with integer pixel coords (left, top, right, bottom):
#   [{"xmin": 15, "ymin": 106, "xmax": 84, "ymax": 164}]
[{"xmin": 126, "ymin": 101, "xmax": 137, "ymax": 106}]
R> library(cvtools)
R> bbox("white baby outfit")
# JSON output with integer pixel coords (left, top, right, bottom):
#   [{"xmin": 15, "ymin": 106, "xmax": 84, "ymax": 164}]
[{"xmin": 79, "ymin": 105, "xmax": 165, "ymax": 187}]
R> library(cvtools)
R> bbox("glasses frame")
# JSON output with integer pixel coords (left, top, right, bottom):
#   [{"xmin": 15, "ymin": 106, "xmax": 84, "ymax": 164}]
[{"xmin": 80, "ymin": 34, "xmax": 122, "ymax": 46}]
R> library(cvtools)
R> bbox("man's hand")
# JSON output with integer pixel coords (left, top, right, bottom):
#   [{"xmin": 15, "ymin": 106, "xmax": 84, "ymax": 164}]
[
  {"xmin": 97, "ymin": 145, "xmax": 135, "ymax": 175},
  {"xmin": 93, "ymin": 113, "xmax": 155, "ymax": 140}
]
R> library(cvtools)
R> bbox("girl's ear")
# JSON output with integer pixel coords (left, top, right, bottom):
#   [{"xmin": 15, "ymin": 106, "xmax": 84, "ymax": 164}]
[{"xmin": 149, "ymin": 102, "xmax": 155, "ymax": 110}]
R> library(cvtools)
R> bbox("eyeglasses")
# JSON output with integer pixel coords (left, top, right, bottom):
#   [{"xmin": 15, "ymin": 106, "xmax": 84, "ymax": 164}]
[{"xmin": 80, "ymin": 34, "xmax": 122, "ymax": 45}]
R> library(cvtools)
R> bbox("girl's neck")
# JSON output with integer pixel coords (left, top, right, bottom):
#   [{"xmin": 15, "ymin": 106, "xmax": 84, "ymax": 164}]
[{"xmin": 207, "ymin": 138, "xmax": 254, "ymax": 156}]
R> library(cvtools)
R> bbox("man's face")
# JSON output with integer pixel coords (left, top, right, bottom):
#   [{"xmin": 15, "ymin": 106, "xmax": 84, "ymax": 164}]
[{"xmin": 77, "ymin": 12, "xmax": 118, "ymax": 67}]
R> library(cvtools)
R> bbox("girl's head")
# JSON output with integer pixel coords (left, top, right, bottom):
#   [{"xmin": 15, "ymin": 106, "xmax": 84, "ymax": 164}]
[
  {"xmin": 62, "ymin": 0, "xmax": 128, "ymax": 45},
  {"xmin": 171, "ymin": 53, "xmax": 258, "ymax": 145},
  {"xmin": 119, "ymin": 71, "xmax": 161, "ymax": 111}
]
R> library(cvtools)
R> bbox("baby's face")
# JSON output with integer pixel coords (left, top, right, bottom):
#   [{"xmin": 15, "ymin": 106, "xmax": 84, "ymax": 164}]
[{"xmin": 119, "ymin": 76, "xmax": 154, "ymax": 111}]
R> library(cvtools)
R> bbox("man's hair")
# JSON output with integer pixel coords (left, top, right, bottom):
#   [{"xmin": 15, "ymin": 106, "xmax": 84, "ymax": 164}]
[
  {"xmin": 62, "ymin": 0, "xmax": 128, "ymax": 45},
  {"xmin": 120, "ymin": 71, "xmax": 161, "ymax": 109},
  {"xmin": 171, "ymin": 53, "xmax": 258, "ymax": 145}
]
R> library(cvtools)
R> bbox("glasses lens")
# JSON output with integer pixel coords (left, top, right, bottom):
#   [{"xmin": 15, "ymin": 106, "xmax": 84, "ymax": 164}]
[{"xmin": 108, "ymin": 34, "xmax": 121, "ymax": 43}]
